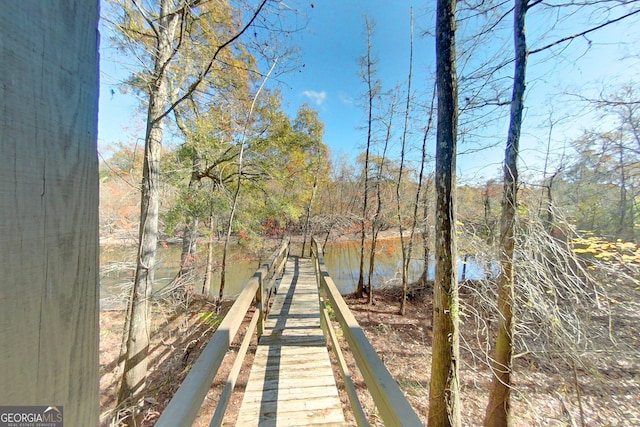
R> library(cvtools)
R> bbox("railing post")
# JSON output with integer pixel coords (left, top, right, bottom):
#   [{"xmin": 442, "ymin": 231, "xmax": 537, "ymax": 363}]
[{"xmin": 256, "ymin": 272, "xmax": 264, "ymax": 339}]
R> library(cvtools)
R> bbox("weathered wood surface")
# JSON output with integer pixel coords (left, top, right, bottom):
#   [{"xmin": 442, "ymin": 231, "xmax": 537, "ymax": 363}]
[
  {"xmin": 0, "ymin": 2, "xmax": 100, "ymax": 426},
  {"xmin": 237, "ymin": 257, "xmax": 345, "ymax": 426}
]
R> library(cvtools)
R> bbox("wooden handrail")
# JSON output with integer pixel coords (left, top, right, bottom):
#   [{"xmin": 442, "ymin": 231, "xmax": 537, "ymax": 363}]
[
  {"xmin": 319, "ymin": 297, "xmax": 369, "ymax": 426},
  {"xmin": 156, "ymin": 238, "xmax": 290, "ymax": 427},
  {"xmin": 311, "ymin": 237, "xmax": 423, "ymax": 427},
  {"xmin": 208, "ymin": 309, "xmax": 259, "ymax": 427}
]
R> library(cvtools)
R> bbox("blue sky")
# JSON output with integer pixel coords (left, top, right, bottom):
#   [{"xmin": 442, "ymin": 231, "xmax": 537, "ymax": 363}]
[
  {"xmin": 98, "ymin": 1, "xmax": 640, "ymax": 183},
  {"xmin": 274, "ymin": 2, "xmax": 434, "ymax": 159}
]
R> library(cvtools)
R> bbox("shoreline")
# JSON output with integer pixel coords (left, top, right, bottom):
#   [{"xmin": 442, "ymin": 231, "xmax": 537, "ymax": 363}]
[{"xmin": 99, "ymin": 229, "xmax": 407, "ymax": 248}]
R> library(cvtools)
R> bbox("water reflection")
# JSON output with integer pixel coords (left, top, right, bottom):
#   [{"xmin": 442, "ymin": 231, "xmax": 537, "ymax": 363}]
[
  {"xmin": 100, "ymin": 242, "xmax": 259, "ymax": 302},
  {"xmin": 323, "ymin": 238, "xmax": 496, "ymax": 293},
  {"xmin": 100, "ymin": 237, "xmax": 495, "ymax": 306}
]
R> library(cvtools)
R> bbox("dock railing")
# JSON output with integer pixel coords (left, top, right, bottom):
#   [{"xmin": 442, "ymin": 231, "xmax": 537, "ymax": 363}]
[
  {"xmin": 311, "ymin": 237, "xmax": 423, "ymax": 427},
  {"xmin": 155, "ymin": 238, "xmax": 290, "ymax": 427}
]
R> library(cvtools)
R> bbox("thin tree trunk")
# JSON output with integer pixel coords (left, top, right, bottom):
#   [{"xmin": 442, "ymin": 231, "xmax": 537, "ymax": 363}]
[
  {"xmin": 403, "ymin": 92, "xmax": 434, "ymax": 314},
  {"xmin": 545, "ymin": 171, "xmax": 559, "ymax": 230},
  {"xmin": 484, "ymin": 0, "xmax": 527, "ymax": 425},
  {"xmin": 357, "ymin": 16, "xmax": 375, "ymax": 298},
  {"xmin": 429, "ymin": 0, "xmax": 461, "ymax": 424},
  {"xmin": 367, "ymin": 227, "xmax": 379, "ymax": 305},
  {"xmin": 483, "ymin": 181, "xmax": 495, "ymax": 242},
  {"xmin": 301, "ymin": 175, "xmax": 318, "ymax": 257},
  {"xmin": 367, "ymin": 97, "xmax": 394, "ymax": 305},
  {"xmin": 118, "ymin": 0, "xmax": 179, "ymax": 408},
  {"xmin": 397, "ymin": 8, "xmax": 414, "ymax": 315},
  {"xmin": 178, "ymin": 151, "xmax": 203, "ymax": 279},
  {"xmin": 406, "ymin": 89, "xmax": 435, "ymax": 312},
  {"xmin": 421, "ymin": 177, "xmax": 432, "ymax": 287},
  {"xmin": 617, "ymin": 140, "xmax": 629, "ymax": 238},
  {"xmin": 202, "ymin": 210, "xmax": 215, "ymax": 295},
  {"xmin": 220, "ymin": 59, "xmax": 277, "ymax": 300},
  {"xmin": 177, "ymin": 216, "xmax": 198, "ymax": 290}
]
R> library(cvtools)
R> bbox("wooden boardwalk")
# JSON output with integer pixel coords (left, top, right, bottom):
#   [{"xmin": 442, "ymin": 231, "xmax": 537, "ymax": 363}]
[{"xmin": 236, "ymin": 256, "xmax": 346, "ymax": 426}]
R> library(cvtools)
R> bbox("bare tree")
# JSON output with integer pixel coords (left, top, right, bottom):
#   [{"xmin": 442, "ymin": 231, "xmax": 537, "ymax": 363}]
[
  {"xmin": 367, "ymin": 94, "xmax": 397, "ymax": 305},
  {"xmin": 396, "ymin": 8, "xmax": 414, "ymax": 314},
  {"xmin": 484, "ymin": 0, "xmax": 527, "ymax": 424},
  {"xmin": 356, "ymin": 16, "xmax": 378, "ymax": 298},
  {"xmin": 403, "ymin": 88, "xmax": 436, "ymax": 311}
]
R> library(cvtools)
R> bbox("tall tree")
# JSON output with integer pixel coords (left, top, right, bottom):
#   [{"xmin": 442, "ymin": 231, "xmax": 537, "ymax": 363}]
[
  {"xmin": 111, "ymin": 0, "xmax": 273, "ymax": 409},
  {"xmin": 397, "ymin": 8, "xmax": 415, "ymax": 315},
  {"xmin": 356, "ymin": 16, "xmax": 378, "ymax": 298},
  {"xmin": 368, "ymin": 96, "xmax": 397, "ymax": 305},
  {"xmin": 117, "ymin": 0, "xmax": 182, "ymax": 406},
  {"xmin": 484, "ymin": 0, "xmax": 527, "ymax": 424},
  {"xmin": 219, "ymin": 58, "xmax": 277, "ymax": 301},
  {"xmin": 404, "ymin": 88, "xmax": 436, "ymax": 314},
  {"xmin": 429, "ymin": 0, "xmax": 461, "ymax": 424}
]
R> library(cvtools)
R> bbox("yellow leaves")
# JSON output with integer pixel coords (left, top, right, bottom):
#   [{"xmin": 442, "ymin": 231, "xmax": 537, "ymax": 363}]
[
  {"xmin": 572, "ymin": 247, "xmax": 595, "ymax": 254},
  {"xmin": 619, "ymin": 242, "xmax": 637, "ymax": 251},
  {"xmin": 594, "ymin": 251, "xmax": 615, "ymax": 260},
  {"xmin": 621, "ymin": 254, "xmax": 640, "ymax": 261},
  {"xmin": 571, "ymin": 236, "xmax": 640, "ymax": 267}
]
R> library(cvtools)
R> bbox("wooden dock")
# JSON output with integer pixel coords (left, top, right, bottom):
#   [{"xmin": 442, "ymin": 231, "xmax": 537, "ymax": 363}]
[
  {"xmin": 236, "ymin": 256, "xmax": 346, "ymax": 426},
  {"xmin": 156, "ymin": 239, "xmax": 421, "ymax": 427}
]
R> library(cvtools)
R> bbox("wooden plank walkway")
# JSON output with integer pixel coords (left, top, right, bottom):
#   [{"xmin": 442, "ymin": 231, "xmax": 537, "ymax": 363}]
[{"xmin": 236, "ymin": 256, "xmax": 346, "ymax": 426}]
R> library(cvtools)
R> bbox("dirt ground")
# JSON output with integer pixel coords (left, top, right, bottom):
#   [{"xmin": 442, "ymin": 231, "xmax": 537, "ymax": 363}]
[{"xmin": 100, "ymin": 279, "xmax": 639, "ymax": 426}]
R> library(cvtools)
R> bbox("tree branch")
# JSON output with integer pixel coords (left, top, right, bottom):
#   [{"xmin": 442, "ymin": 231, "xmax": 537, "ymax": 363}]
[
  {"xmin": 155, "ymin": 0, "xmax": 270, "ymax": 124},
  {"xmin": 529, "ymin": 7, "xmax": 640, "ymax": 54}
]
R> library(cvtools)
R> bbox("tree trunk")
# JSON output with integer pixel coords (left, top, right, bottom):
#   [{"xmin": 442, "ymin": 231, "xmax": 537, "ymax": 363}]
[
  {"xmin": 483, "ymin": 181, "xmax": 496, "ymax": 243},
  {"xmin": 202, "ymin": 211, "xmax": 216, "ymax": 295},
  {"xmin": 397, "ymin": 8, "xmax": 414, "ymax": 315},
  {"xmin": 118, "ymin": 0, "xmax": 180, "ymax": 409},
  {"xmin": 406, "ymin": 90, "xmax": 435, "ymax": 314},
  {"xmin": 421, "ymin": 177, "xmax": 432, "ymax": 288},
  {"xmin": 301, "ymin": 175, "xmax": 318, "ymax": 257},
  {"xmin": 368, "ymin": 96, "xmax": 394, "ymax": 306},
  {"xmin": 220, "ymin": 58, "xmax": 277, "ymax": 301},
  {"xmin": 356, "ymin": 16, "xmax": 375, "ymax": 299},
  {"xmin": 179, "ymin": 217, "xmax": 198, "ymax": 277},
  {"xmin": 179, "ymin": 151, "xmax": 203, "ymax": 280},
  {"xmin": 484, "ymin": 0, "xmax": 527, "ymax": 425},
  {"xmin": 429, "ymin": 0, "xmax": 461, "ymax": 424},
  {"xmin": 617, "ymin": 140, "xmax": 630, "ymax": 239},
  {"xmin": 367, "ymin": 227, "xmax": 379, "ymax": 305}
]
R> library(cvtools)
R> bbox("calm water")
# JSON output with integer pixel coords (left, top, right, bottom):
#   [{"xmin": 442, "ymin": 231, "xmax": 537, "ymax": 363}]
[
  {"xmin": 322, "ymin": 238, "xmax": 495, "ymax": 293},
  {"xmin": 100, "ymin": 237, "xmax": 493, "ymax": 304},
  {"xmin": 100, "ymin": 242, "xmax": 259, "ymax": 302}
]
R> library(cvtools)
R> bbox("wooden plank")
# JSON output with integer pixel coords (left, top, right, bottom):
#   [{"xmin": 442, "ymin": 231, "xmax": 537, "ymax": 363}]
[{"xmin": 237, "ymin": 257, "xmax": 346, "ymax": 426}]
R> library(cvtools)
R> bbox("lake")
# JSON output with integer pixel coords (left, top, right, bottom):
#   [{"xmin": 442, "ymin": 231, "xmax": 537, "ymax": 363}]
[{"xmin": 100, "ymin": 237, "xmax": 494, "ymax": 305}]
